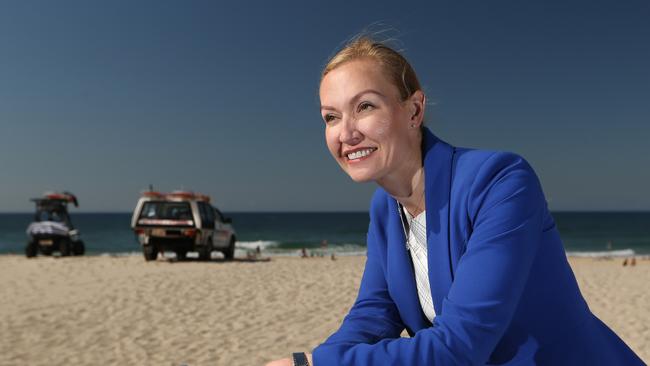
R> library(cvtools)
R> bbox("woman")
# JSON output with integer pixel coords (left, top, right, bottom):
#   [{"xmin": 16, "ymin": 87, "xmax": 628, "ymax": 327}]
[{"xmin": 268, "ymin": 36, "xmax": 643, "ymax": 366}]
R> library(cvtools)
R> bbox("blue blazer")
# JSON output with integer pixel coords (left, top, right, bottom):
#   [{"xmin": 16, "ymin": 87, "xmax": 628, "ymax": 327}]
[{"xmin": 313, "ymin": 129, "xmax": 643, "ymax": 365}]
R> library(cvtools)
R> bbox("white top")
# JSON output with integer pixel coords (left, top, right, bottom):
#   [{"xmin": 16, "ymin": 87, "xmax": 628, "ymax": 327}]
[{"xmin": 402, "ymin": 207, "xmax": 436, "ymax": 322}]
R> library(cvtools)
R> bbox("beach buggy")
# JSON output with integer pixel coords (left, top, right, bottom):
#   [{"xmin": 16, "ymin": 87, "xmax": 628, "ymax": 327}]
[
  {"xmin": 131, "ymin": 190, "xmax": 237, "ymax": 261},
  {"xmin": 25, "ymin": 192, "xmax": 85, "ymax": 257}
]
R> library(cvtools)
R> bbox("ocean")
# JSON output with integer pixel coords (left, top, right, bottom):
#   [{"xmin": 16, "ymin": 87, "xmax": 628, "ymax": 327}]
[{"xmin": 0, "ymin": 212, "xmax": 648, "ymax": 257}]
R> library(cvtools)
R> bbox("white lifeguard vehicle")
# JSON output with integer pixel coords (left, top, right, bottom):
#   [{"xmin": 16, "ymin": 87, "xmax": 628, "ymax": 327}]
[{"xmin": 131, "ymin": 190, "xmax": 237, "ymax": 261}]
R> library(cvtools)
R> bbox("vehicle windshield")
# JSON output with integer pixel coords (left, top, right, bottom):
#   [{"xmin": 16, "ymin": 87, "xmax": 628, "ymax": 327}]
[
  {"xmin": 139, "ymin": 201, "xmax": 193, "ymax": 221},
  {"xmin": 35, "ymin": 207, "xmax": 71, "ymax": 226}
]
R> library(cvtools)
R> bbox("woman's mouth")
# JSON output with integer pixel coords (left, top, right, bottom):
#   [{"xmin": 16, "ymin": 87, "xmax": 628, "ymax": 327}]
[{"xmin": 345, "ymin": 147, "xmax": 377, "ymax": 162}]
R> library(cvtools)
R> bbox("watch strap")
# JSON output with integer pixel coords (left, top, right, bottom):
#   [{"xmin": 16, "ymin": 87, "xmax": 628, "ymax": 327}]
[{"xmin": 292, "ymin": 352, "xmax": 309, "ymax": 366}]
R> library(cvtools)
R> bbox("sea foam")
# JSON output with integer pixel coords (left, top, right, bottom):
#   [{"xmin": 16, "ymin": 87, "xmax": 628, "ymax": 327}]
[{"xmin": 566, "ymin": 249, "xmax": 635, "ymax": 258}]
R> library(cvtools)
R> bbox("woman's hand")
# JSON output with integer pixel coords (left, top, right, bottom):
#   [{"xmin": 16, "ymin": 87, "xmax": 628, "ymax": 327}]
[
  {"xmin": 264, "ymin": 359, "xmax": 292, "ymax": 366},
  {"xmin": 265, "ymin": 353, "xmax": 313, "ymax": 366}
]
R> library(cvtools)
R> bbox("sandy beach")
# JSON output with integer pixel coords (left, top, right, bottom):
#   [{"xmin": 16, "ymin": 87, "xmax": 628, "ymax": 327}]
[{"xmin": 0, "ymin": 255, "xmax": 647, "ymax": 365}]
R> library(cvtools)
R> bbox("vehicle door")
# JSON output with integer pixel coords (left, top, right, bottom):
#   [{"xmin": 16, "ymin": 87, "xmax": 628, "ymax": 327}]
[
  {"xmin": 197, "ymin": 202, "xmax": 215, "ymax": 245},
  {"xmin": 212, "ymin": 206, "xmax": 229, "ymax": 248}
]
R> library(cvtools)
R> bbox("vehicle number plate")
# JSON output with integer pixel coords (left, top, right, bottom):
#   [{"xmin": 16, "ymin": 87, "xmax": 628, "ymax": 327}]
[
  {"xmin": 39, "ymin": 239, "xmax": 53, "ymax": 245},
  {"xmin": 152, "ymin": 229, "xmax": 166, "ymax": 237}
]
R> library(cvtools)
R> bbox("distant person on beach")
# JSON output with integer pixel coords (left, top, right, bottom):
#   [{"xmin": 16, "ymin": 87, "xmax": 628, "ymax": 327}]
[
  {"xmin": 267, "ymin": 34, "xmax": 642, "ymax": 366},
  {"xmin": 248, "ymin": 245, "xmax": 262, "ymax": 260},
  {"xmin": 320, "ymin": 239, "xmax": 328, "ymax": 257},
  {"xmin": 624, "ymin": 257, "xmax": 637, "ymax": 267}
]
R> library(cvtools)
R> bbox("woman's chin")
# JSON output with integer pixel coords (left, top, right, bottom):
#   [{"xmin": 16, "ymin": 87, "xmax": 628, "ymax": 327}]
[
  {"xmin": 338, "ymin": 160, "xmax": 379, "ymax": 183},
  {"xmin": 346, "ymin": 171, "xmax": 376, "ymax": 183}
]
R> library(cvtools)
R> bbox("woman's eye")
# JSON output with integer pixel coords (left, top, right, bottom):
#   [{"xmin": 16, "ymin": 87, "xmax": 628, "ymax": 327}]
[
  {"xmin": 324, "ymin": 114, "xmax": 336, "ymax": 123},
  {"xmin": 358, "ymin": 102, "xmax": 374, "ymax": 112}
]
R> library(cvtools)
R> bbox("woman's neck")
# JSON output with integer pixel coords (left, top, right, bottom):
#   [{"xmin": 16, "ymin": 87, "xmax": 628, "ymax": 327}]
[{"xmin": 378, "ymin": 153, "xmax": 426, "ymax": 217}]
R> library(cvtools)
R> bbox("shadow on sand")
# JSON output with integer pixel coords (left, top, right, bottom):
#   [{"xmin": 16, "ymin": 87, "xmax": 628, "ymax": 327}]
[{"xmin": 161, "ymin": 256, "xmax": 272, "ymax": 264}]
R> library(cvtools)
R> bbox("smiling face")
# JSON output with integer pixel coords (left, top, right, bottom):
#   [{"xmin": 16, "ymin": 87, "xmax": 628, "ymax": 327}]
[{"xmin": 319, "ymin": 58, "xmax": 424, "ymax": 184}]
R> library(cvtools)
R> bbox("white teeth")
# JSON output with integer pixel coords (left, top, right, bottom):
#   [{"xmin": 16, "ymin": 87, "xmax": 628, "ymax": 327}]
[{"xmin": 347, "ymin": 149, "xmax": 375, "ymax": 160}]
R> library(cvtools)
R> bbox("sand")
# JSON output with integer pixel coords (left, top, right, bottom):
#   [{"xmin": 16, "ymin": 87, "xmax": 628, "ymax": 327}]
[{"xmin": 0, "ymin": 255, "xmax": 647, "ymax": 365}]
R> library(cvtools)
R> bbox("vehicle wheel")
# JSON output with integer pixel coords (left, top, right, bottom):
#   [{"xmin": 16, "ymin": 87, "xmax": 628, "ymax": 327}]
[
  {"xmin": 59, "ymin": 239, "xmax": 71, "ymax": 257},
  {"xmin": 198, "ymin": 241, "xmax": 212, "ymax": 261},
  {"xmin": 143, "ymin": 245, "xmax": 157, "ymax": 261},
  {"xmin": 175, "ymin": 250, "xmax": 187, "ymax": 261},
  {"xmin": 73, "ymin": 240, "xmax": 85, "ymax": 256},
  {"xmin": 224, "ymin": 237, "xmax": 235, "ymax": 260},
  {"xmin": 25, "ymin": 241, "xmax": 38, "ymax": 258}
]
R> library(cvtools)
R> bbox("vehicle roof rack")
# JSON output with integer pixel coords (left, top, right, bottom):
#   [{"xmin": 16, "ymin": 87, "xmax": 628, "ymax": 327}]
[
  {"xmin": 30, "ymin": 192, "xmax": 79, "ymax": 207},
  {"xmin": 140, "ymin": 190, "xmax": 211, "ymax": 203}
]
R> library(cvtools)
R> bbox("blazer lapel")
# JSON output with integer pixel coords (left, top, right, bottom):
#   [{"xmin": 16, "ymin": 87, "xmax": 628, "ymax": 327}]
[{"xmin": 422, "ymin": 128, "xmax": 455, "ymax": 315}]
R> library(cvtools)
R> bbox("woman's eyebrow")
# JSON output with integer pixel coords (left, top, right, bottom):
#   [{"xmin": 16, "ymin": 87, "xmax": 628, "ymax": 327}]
[
  {"xmin": 320, "ymin": 89, "xmax": 386, "ymax": 111},
  {"xmin": 351, "ymin": 89, "xmax": 386, "ymax": 102}
]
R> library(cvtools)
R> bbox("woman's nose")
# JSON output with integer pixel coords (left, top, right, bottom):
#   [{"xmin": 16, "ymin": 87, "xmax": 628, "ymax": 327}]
[{"xmin": 339, "ymin": 117, "xmax": 362, "ymax": 145}]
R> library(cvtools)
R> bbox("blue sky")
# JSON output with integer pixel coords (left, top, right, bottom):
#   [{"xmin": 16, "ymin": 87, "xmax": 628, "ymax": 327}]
[{"xmin": 1, "ymin": 0, "xmax": 648, "ymax": 212}]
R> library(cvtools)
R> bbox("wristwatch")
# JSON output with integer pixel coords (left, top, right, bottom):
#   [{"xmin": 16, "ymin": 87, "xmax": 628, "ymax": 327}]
[{"xmin": 292, "ymin": 352, "xmax": 310, "ymax": 366}]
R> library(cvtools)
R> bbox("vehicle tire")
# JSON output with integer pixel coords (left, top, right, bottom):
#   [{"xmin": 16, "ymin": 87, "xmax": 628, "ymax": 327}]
[
  {"xmin": 175, "ymin": 250, "xmax": 187, "ymax": 261},
  {"xmin": 59, "ymin": 239, "xmax": 71, "ymax": 257},
  {"xmin": 73, "ymin": 240, "xmax": 85, "ymax": 256},
  {"xmin": 143, "ymin": 244, "xmax": 157, "ymax": 261},
  {"xmin": 25, "ymin": 241, "xmax": 38, "ymax": 258},
  {"xmin": 198, "ymin": 241, "xmax": 212, "ymax": 261},
  {"xmin": 224, "ymin": 237, "xmax": 235, "ymax": 260}
]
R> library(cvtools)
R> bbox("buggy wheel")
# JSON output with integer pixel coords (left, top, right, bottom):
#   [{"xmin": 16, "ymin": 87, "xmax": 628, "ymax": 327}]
[
  {"xmin": 143, "ymin": 244, "xmax": 157, "ymax": 261},
  {"xmin": 198, "ymin": 241, "xmax": 212, "ymax": 261},
  {"xmin": 175, "ymin": 250, "xmax": 187, "ymax": 261},
  {"xmin": 25, "ymin": 241, "xmax": 38, "ymax": 258},
  {"xmin": 224, "ymin": 237, "xmax": 235, "ymax": 260},
  {"xmin": 73, "ymin": 240, "xmax": 85, "ymax": 256},
  {"xmin": 59, "ymin": 239, "xmax": 71, "ymax": 256}
]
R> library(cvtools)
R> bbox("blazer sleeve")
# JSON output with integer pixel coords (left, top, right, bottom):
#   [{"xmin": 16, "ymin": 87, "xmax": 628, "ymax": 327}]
[
  {"xmin": 312, "ymin": 220, "xmax": 406, "ymax": 359},
  {"xmin": 312, "ymin": 152, "xmax": 547, "ymax": 365}
]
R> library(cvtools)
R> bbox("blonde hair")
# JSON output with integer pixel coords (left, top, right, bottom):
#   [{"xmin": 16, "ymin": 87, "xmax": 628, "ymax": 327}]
[{"xmin": 321, "ymin": 35, "xmax": 422, "ymax": 102}]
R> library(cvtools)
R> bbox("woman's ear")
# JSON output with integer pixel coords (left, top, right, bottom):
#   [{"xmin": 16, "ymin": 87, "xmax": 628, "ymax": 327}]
[{"xmin": 408, "ymin": 90, "xmax": 426, "ymax": 127}]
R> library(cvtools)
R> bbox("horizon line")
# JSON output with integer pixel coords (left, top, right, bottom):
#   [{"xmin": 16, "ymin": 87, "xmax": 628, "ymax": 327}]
[{"xmin": 1, "ymin": 209, "xmax": 649, "ymax": 214}]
